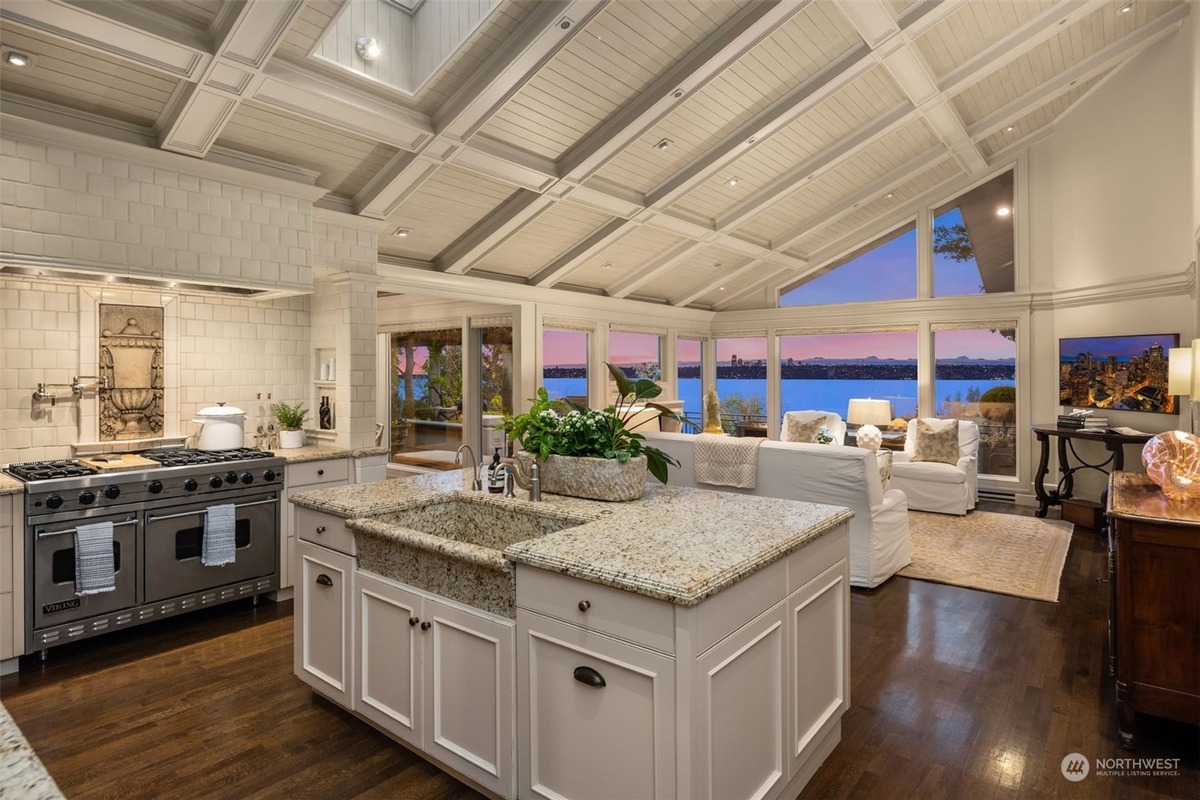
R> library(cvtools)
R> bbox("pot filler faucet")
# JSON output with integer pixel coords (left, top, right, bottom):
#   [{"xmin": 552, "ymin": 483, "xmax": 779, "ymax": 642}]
[{"xmin": 455, "ymin": 445, "xmax": 482, "ymax": 491}]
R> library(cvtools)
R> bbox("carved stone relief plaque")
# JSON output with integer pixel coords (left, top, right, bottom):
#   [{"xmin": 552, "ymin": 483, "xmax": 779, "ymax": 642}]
[{"xmin": 99, "ymin": 304, "xmax": 164, "ymax": 440}]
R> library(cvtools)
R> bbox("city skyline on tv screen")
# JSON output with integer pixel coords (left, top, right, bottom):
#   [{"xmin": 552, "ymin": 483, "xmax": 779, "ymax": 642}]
[{"xmin": 1059, "ymin": 334, "xmax": 1179, "ymax": 414}]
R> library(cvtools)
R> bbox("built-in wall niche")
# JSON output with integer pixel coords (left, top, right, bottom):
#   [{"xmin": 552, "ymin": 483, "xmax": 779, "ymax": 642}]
[
  {"xmin": 79, "ymin": 287, "xmax": 180, "ymax": 448},
  {"xmin": 313, "ymin": 347, "xmax": 336, "ymax": 438}
]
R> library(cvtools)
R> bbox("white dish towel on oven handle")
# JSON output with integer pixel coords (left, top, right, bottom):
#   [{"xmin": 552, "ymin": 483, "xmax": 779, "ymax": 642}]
[
  {"xmin": 203, "ymin": 504, "xmax": 237, "ymax": 566},
  {"xmin": 75, "ymin": 521, "xmax": 116, "ymax": 595}
]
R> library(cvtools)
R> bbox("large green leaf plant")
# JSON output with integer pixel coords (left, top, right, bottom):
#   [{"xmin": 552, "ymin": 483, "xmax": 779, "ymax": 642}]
[{"xmin": 503, "ymin": 363, "xmax": 681, "ymax": 484}]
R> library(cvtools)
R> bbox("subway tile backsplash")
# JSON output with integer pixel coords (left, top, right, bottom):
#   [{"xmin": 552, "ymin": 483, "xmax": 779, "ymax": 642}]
[{"xmin": 0, "ymin": 277, "xmax": 310, "ymax": 464}]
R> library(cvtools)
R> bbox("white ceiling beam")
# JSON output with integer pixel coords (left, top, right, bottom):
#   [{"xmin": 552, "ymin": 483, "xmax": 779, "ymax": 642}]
[
  {"xmin": 529, "ymin": 218, "xmax": 636, "ymax": 287},
  {"xmin": 672, "ymin": 258, "xmax": 764, "ymax": 308},
  {"xmin": 774, "ymin": 149, "xmax": 950, "ymax": 254},
  {"xmin": 937, "ymin": 0, "xmax": 1110, "ymax": 97},
  {"xmin": 967, "ymin": 3, "xmax": 1189, "ymax": 142},
  {"xmin": 717, "ymin": 101, "xmax": 916, "ymax": 231},
  {"xmin": 157, "ymin": 0, "xmax": 306, "ymax": 158},
  {"xmin": 0, "ymin": 0, "xmax": 211, "ymax": 80},
  {"xmin": 606, "ymin": 240, "xmax": 709, "ymax": 299},
  {"xmin": 645, "ymin": 42, "xmax": 876, "ymax": 209},
  {"xmin": 558, "ymin": 0, "xmax": 807, "ymax": 182},
  {"xmin": 712, "ymin": 267, "xmax": 792, "ymax": 310},
  {"xmin": 833, "ymin": 0, "xmax": 900, "ymax": 49},
  {"xmin": 354, "ymin": 0, "xmax": 603, "ymax": 218},
  {"xmin": 436, "ymin": 191, "xmax": 557, "ymax": 274},
  {"xmin": 896, "ymin": 0, "xmax": 974, "ymax": 38},
  {"xmin": 253, "ymin": 58, "xmax": 433, "ymax": 151}
]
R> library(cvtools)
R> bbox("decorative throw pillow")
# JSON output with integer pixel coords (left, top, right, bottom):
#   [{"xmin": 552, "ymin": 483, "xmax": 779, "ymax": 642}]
[
  {"xmin": 786, "ymin": 415, "xmax": 826, "ymax": 443},
  {"xmin": 912, "ymin": 419, "xmax": 960, "ymax": 464},
  {"xmin": 876, "ymin": 449, "xmax": 892, "ymax": 489}
]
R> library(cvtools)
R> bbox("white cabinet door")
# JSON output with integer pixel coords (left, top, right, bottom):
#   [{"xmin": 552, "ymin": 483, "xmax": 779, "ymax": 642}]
[
  {"xmin": 294, "ymin": 541, "xmax": 354, "ymax": 706},
  {"xmin": 424, "ymin": 597, "xmax": 515, "ymax": 798},
  {"xmin": 695, "ymin": 601, "xmax": 787, "ymax": 800},
  {"xmin": 518, "ymin": 611, "xmax": 676, "ymax": 800},
  {"xmin": 787, "ymin": 559, "xmax": 848, "ymax": 778},
  {"xmin": 355, "ymin": 571, "xmax": 423, "ymax": 748}
]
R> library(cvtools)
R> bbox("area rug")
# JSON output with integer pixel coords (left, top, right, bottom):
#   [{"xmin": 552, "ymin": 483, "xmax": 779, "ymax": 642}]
[{"xmin": 899, "ymin": 510, "xmax": 1074, "ymax": 602}]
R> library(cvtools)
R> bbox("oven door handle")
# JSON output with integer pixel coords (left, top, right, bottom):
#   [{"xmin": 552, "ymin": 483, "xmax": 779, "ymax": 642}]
[
  {"xmin": 36, "ymin": 518, "xmax": 139, "ymax": 539},
  {"xmin": 146, "ymin": 496, "xmax": 278, "ymax": 524}
]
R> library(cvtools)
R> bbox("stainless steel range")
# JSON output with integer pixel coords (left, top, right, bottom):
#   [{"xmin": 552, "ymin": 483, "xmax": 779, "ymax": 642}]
[{"xmin": 5, "ymin": 448, "xmax": 286, "ymax": 657}]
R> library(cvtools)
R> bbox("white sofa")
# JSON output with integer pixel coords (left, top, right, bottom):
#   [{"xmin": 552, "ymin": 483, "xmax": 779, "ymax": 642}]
[
  {"xmin": 642, "ymin": 431, "xmax": 911, "ymax": 588},
  {"xmin": 891, "ymin": 418, "xmax": 979, "ymax": 515}
]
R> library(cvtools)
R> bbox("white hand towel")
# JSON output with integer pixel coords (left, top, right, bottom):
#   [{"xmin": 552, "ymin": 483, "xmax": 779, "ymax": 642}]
[
  {"xmin": 693, "ymin": 433, "xmax": 763, "ymax": 489},
  {"xmin": 203, "ymin": 504, "xmax": 237, "ymax": 566},
  {"xmin": 75, "ymin": 521, "xmax": 116, "ymax": 595}
]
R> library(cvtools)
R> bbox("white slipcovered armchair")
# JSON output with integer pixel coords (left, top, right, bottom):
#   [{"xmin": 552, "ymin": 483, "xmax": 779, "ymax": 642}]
[
  {"xmin": 891, "ymin": 418, "xmax": 979, "ymax": 515},
  {"xmin": 780, "ymin": 411, "xmax": 847, "ymax": 445}
]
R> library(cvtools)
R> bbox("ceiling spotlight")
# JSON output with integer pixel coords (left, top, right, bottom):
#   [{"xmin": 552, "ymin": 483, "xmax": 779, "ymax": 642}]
[
  {"xmin": 655, "ymin": 138, "xmax": 672, "ymax": 150},
  {"xmin": 996, "ymin": 206, "xmax": 1011, "ymax": 217},
  {"xmin": 4, "ymin": 51, "xmax": 31, "ymax": 67},
  {"xmin": 713, "ymin": 261, "xmax": 723, "ymax": 269},
  {"xmin": 601, "ymin": 261, "xmax": 613, "ymax": 270},
  {"xmin": 355, "ymin": 36, "xmax": 381, "ymax": 61},
  {"xmin": 1119, "ymin": 2, "xmax": 1133, "ymax": 13},
  {"xmin": 392, "ymin": 227, "xmax": 411, "ymax": 238},
  {"xmin": 1005, "ymin": 125, "xmax": 1014, "ymax": 132},
  {"xmin": 726, "ymin": 177, "xmax": 739, "ymax": 187},
  {"xmin": 672, "ymin": 88, "xmax": 684, "ymax": 99},
  {"xmin": 718, "ymin": 286, "xmax": 726, "ymax": 291},
  {"xmin": 885, "ymin": 192, "xmax": 894, "ymax": 199},
  {"xmin": 747, "ymin": 137, "xmax": 757, "ymax": 145}
]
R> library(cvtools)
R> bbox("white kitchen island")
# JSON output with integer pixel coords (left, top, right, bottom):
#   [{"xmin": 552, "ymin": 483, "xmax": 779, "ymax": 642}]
[{"xmin": 290, "ymin": 470, "xmax": 852, "ymax": 800}]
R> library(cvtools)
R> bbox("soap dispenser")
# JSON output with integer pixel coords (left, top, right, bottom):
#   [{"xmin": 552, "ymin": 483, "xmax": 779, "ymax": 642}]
[{"xmin": 487, "ymin": 448, "xmax": 504, "ymax": 494}]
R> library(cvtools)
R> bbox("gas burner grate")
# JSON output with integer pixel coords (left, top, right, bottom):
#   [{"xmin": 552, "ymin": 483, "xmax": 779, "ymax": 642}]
[
  {"xmin": 139, "ymin": 448, "xmax": 276, "ymax": 467},
  {"xmin": 5, "ymin": 459, "xmax": 98, "ymax": 482}
]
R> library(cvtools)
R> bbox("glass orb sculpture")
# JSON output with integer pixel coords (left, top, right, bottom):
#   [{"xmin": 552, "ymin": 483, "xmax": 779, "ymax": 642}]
[
  {"xmin": 1141, "ymin": 430, "xmax": 1200, "ymax": 502},
  {"xmin": 856, "ymin": 424, "xmax": 883, "ymax": 451}
]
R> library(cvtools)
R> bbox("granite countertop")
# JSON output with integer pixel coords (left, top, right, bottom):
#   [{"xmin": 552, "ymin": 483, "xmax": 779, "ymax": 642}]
[
  {"xmin": 277, "ymin": 445, "xmax": 388, "ymax": 463},
  {"xmin": 0, "ymin": 474, "xmax": 23, "ymax": 495},
  {"xmin": 0, "ymin": 702, "xmax": 65, "ymax": 800},
  {"xmin": 291, "ymin": 470, "xmax": 853, "ymax": 606}
]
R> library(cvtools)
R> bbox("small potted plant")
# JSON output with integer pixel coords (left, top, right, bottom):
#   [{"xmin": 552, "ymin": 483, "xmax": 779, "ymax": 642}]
[{"xmin": 274, "ymin": 401, "xmax": 309, "ymax": 449}]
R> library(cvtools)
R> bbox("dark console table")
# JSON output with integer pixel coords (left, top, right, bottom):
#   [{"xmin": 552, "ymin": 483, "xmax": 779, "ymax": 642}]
[{"xmin": 1030, "ymin": 425, "xmax": 1153, "ymax": 519}]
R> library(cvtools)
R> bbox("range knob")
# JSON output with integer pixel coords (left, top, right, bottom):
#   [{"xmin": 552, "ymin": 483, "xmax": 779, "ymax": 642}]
[
  {"xmin": 262, "ymin": 469, "xmax": 277, "ymax": 482},
  {"xmin": 104, "ymin": 485, "xmax": 121, "ymax": 500},
  {"xmin": 46, "ymin": 494, "xmax": 63, "ymax": 510},
  {"xmin": 209, "ymin": 476, "xmax": 224, "ymax": 489},
  {"xmin": 183, "ymin": 478, "xmax": 198, "ymax": 492},
  {"xmin": 78, "ymin": 490, "xmax": 96, "ymax": 505},
  {"xmin": 225, "ymin": 471, "xmax": 239, "ymax": 485},
  {"xmin": 240, "ymin": 472, "xmax": 254, "ymax": 485},
  {"xmin": 147, "ymin": 480, "xmax": 163, "ymax": 494}
]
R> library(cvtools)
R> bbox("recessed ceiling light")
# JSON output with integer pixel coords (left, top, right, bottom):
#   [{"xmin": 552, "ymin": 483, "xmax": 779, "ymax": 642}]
[
  {"xmin": 726, "ymin": 177, "xmax": 739, "ymax": 187},
  {"xmin": 996, "ymin": 207, "xmax": 1011, "ymax": 217},
  {"xmin": 747, "ymin": 137, "xmax": 757, "ymax": 145},
  {"xmin": 713, "ymin": 261, "xmax": 723, "ymax": 269},
  {"xmin": 1005, "ymin": 125, "xmax": 1014, "ymax": 132},
  {"xmin": 1119, "ymin": 2, "xmax": 1133, "ymax": 13},
  {"xmin": 355, "ymin": 36, "xmax": 381, "ymax": 61},
  {"xmin": 718, "ymin": 286, "xmax": 726, "ymax": 291},
  {"xmin": 601, "ymin": 261, "xmax": 613, "ymax": 270},
  {"xmin": 4, "ymin": 51, "xmax": 31, "ymax": 67},
  {"xmin": 655, "ymin": 138, "xmax": 672, "ymax": 150},
  {"xmin": 885, "ymin": 192, "xmax": 894, "ymax": 199},
  {"xmin": 392, "ymin": 227, "xmax": 411, "ymax": 238},
  {"xmin": 672, "ymin": 88, "xmax": 684, "ymax": 99}
]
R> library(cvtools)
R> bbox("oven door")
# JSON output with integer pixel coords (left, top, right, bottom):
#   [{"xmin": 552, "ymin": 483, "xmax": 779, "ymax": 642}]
[
  {"xmin": 142, "ymin": 492, "xmax": 278, "ymax": 603},
  {"xmin": 31, "ymin": 510, "xmax": 140, "ymax": 629}
]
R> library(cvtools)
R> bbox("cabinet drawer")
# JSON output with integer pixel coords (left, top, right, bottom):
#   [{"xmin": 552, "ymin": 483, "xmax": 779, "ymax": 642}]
[
  {"xmin": 288, "ymin": 458, "xmax": 349, "ymax": 488},
  {"xmin": 516, "ymin": 566, "xmax": 675, "ymax": 654},
  {"xmin": 296, "ymin": 506, "xmax": 356, "ymax": 555}
]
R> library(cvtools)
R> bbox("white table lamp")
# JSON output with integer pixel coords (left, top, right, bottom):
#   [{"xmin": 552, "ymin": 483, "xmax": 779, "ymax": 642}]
[{"xmin": 848, "ymin": 398, "xmax": 893, "ymax": 451}]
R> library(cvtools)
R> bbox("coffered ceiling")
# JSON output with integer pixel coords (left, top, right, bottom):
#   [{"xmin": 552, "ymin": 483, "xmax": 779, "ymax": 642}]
[{"xmin": 0, "ymin": 0, "xmax": 1189, "ymax": 310}]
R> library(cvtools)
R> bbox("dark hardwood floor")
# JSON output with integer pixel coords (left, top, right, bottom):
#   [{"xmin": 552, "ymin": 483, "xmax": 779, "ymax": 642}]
[{"xmin": 2, "ymin": 503, "xmax": 1196, "ymax": 799}]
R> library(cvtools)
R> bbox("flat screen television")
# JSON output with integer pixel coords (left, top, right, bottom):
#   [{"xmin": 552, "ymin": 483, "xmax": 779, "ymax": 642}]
[{"xmin": 1059, "ymin": 334, "xmax": 1179, "ymax": 414}]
